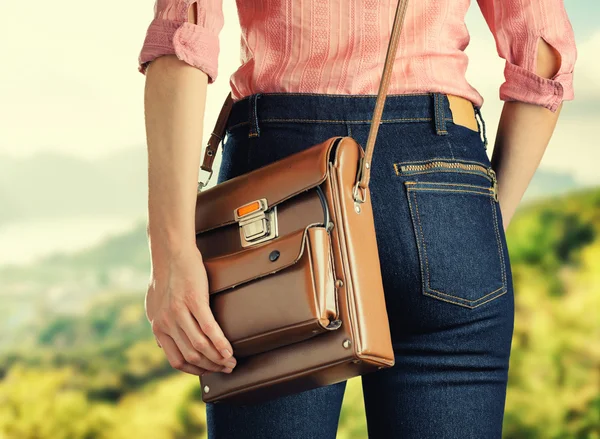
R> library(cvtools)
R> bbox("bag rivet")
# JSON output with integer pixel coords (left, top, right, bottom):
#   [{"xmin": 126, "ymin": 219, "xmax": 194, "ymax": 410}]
[
  {"xmin": 353, "ymin": 359, "xmax": 361, "ymax": 364},
  {"xmin": 269, "ymin": 250, "xmax": 280, "ymax": 262},
  {"xmin": 203, "ymin": 385, "xmax": 210, "ymax": 393},
  {"xmin": 327, "ymin": 221, "xmax": 334, "ymax": 231},
  {"xmin": 342, "ymin": 339, "xmax": 351, "ymax": 349},
  {"xmin": 365, "ymin": 162, "xmax": 370, "ymax": 169},
  {"xmin": 354, "ymin": 204, "xmax": 361, "ymax": 213},
  {"xmin": 335, "ymin": 279, "xmax": 344, "ymax": 288}
]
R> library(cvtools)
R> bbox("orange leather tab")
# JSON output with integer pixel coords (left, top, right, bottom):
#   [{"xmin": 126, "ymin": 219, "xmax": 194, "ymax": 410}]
[{"xmin": 237, "ymin": 201, "xmax": 262, "ymax": 217}]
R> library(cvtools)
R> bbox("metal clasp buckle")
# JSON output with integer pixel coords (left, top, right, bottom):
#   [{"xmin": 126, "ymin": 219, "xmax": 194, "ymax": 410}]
[
  {"xmin": 197, "ymin": 168, "xmax": 214, "ymax": 192},
  {"xmin": 234, "ymin": 198, "xmax": 278, "ymax": 248},
  {"xmin": 352, "ymin": 157, "xmax": 367, "ymax": 204}
]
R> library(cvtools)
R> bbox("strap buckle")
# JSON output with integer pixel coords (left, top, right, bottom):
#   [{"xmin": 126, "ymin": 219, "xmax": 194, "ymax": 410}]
[
  {"xmin": 197, "ymin": 168, "xmax": 214, "ymax": 192},
  {"xmin": 352, "ymin": 183, "xmax": 367, "ymax": 204},
  {"xmin": 353, "ymin": 157, "xmax": 367, "ymax": 204}
]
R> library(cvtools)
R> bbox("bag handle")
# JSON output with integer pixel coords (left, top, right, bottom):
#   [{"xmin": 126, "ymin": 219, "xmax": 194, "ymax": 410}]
[{"xmin": 199, "ymin": 0, "xmax": 410, "ymax": 196}]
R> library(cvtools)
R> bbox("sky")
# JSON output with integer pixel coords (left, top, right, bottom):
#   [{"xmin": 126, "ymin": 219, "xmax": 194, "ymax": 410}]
[{"xmin": 1, "ymin": 0, "xmax": 598, "ymax": 184}]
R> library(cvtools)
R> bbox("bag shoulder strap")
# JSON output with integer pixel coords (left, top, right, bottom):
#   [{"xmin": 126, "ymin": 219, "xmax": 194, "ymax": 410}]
[
  {"xmin": 353, "ymin": 0, "xmax": 409, "ymax": 202},
  {"xmin": 199, "ymin": 0, "xmax": 410, "ymax": 198}
]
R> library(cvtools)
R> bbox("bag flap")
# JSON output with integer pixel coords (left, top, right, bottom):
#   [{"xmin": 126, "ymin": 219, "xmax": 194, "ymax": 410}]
[
  {"xmin": 204, "ymin": 226, "xmax": 317, "ymax": 295},
  {"xmin": 195, "ymin": 136, "xmax": 343, "ymax": 234}
]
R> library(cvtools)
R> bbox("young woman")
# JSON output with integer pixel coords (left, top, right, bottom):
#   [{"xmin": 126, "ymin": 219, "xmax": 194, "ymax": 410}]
[{"xmin": 138, "ymin": 1, "xmax": 577, "ymax": 437}]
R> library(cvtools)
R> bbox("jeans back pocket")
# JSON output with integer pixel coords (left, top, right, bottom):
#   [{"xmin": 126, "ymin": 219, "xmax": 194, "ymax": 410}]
[{"xmin": 398, "ymin": 159, "xmax": 507, "ymax": 309}]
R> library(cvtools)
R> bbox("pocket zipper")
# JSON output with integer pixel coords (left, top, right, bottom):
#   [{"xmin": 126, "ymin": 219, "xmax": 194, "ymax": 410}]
[{"xmin": 398, "ymin": 161, "xmax": 498, "ymax": 202}]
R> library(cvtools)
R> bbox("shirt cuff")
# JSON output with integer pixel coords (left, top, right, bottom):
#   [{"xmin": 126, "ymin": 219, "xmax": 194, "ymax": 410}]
[
  {"xmin": 138, "ymin": 18, "xmax": 219, "ymax": 83},
  {"xmin": 499, "ymin": 61, "xmax": 574, "ymax": 113}
]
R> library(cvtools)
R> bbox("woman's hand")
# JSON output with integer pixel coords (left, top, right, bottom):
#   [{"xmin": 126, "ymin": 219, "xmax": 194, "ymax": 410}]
[{"xmin": 145, "ymin": 245, "xmax": 237, "ymax": 376}]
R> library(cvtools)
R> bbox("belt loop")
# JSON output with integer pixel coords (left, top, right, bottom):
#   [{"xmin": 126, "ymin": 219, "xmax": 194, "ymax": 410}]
[
  {"xmin": 432, "ymin": 92, "xmax": 448, "ymax": 136},
  {"xmin": 248, "ymin": 93, "xmax": 262, "ymax": 138},
  {"xmin": 474, "ymin": 106, "xmax": 488, "ymax": 149}
]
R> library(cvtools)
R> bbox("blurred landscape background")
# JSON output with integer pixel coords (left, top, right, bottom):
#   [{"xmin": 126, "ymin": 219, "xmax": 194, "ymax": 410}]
[{"xmin": 0, "ymin": 0, "xmax": 598, "ymax": 438}]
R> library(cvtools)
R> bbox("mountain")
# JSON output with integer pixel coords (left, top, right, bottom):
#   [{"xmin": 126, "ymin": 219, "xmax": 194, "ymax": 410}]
[
  {"xmin": 522, "ymin": 168, "xmax": 583, "ymax": 201},
  {"xmin": 0, "ymin": 148, "xmax": 586, "ymax": 227},
  {"xmin": 0, "ymin": 148, "xmax": 148, "ymax": 226}
]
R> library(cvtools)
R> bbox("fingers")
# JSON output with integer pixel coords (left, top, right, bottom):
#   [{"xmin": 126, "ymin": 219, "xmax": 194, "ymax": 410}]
[
  {"xmin": 150, "ymin": 284, "xmax": 238, "ymax": 376},
  {"xmin": 171, "ymin": 324, "xmax": 231, "ymax": 373},
  {"xmin": 156, "ymin": 333, "xmax": 207, "ymax": 376},
  {"xmin": 186, "ymin": 294, "xmax": 236, "ymax": 361},
  {"xmin": 178, "ymin": 309, "xmax": 237, "ymax": 369}
]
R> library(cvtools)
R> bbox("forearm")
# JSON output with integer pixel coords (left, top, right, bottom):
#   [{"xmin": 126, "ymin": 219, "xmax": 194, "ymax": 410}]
[
  {"xmin": 144, "ymin": 55, "xmax": 209, "ymax": 265},
  {"xmin": 491, "ymin": 100, "xmax": 561, "ymax": 228},
  {"xmin": 490, "ymin": 38, "xmax": 564, "ymax": 230}
]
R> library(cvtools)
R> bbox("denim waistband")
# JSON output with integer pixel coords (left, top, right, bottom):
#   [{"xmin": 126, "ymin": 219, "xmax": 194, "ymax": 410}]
[{"xmin": 224, "ymin": 92, "xmax": 469, "ymax": 138}]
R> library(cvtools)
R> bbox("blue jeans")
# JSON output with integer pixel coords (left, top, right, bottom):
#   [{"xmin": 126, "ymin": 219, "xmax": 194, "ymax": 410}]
[{"xmin": 207, "ymin": 92, "xmax": 515, "ymax": 439}]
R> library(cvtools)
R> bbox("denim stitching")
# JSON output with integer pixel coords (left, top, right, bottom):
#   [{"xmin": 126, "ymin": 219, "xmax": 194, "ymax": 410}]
[
  {"xmin": 433, "ymin": 93, "xmax": 448, "ymax": 136},
  {"xmin": 406, "ymin": 190, "xmax": 427, "ymax": 300},
  {"xmin": 228, "ymin": 116, "xmax": 456, "ymax": 134},
  {"xmin": 407, "ymin": 187, "xmax": 493, "ymax": 197},
  {"xmin": 436, "ymin": 93, "xmax": 448, "ymax": 135},
  {"xmin": 397, "ymin": 169, "xmax": 493, "ymax": 182},
  {"xmin": 227, "ymin": 117, "xmax": 442, "ymax": 133},
  {"xmin": 232, "ymin": 91, "xmax": 434, "ymax": 104},
  {"xmin": 439, "ymin": 94, "xmax": 447, "ymax": 133},
  {"xmin": 433, "ymin": 94, "xmax": 440, "ymax": 134},
  {"xmin": 433, "ymin": 93, "xmax": 438, "ymax": 133},
  {"xmin": 247, "ymin": 93, "xmax": 262, "ymax": 138},
  {"xmin": 255, "ymin": 94, "xmax": 262, "ymax": 134},
  {"xmin": 406, "ymin": 181, "xmax": 493, "ymax": 191},
  {"xmin": 491, "ymin": 196, "xmax": 507, "ymax": 289},
  {"xmin": 412, "ymin": 190, "xmax": 505, "ymax": 306},
  {"xmin": 424, "ymin": 288, "xmax": 507, "ymax": 309},
  {"xmin": 407, "ymin": 183, "xmax": 507, "ymax": 308},
  {"xmin": 394, "ymin": 157, "xmax": 490, "ymax": 167},
  {"xmin": 247, "ymin": 94, "xmax": 255, "ymax": 138},
  {"xmin": 394, "ymin": 169, "xmax": 492, "ymax": 181}
]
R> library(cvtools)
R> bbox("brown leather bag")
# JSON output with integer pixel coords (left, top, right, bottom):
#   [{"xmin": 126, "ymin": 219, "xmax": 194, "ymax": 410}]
[{"xmin": 195, "ymin": 0, "xmax": 410, "ymax": 405}]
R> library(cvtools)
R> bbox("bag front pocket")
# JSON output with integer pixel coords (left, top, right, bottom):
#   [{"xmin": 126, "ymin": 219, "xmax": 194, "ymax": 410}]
[
  {"xmin": 203, "ymin": 225, "xmax": 341, "ymax": 358},
  {"xmin": 402, "ymin": 174, "xmax": 507, "ymax": 309}
]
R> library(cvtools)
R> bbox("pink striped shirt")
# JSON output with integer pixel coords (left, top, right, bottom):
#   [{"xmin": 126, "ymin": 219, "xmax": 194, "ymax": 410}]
[{"xmin": 138, "ymin": 0, "xmax": 577, "ymax": 112}]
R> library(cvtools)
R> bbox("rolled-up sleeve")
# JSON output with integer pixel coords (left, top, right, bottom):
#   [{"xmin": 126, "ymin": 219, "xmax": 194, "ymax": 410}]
[
  {"xmin": 138, "ymin": 0, "xmax": 225, "ymax": 83},
  {"xmin": 476, "ymin": 0, "xmax": 577, "ymax": 112}
]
